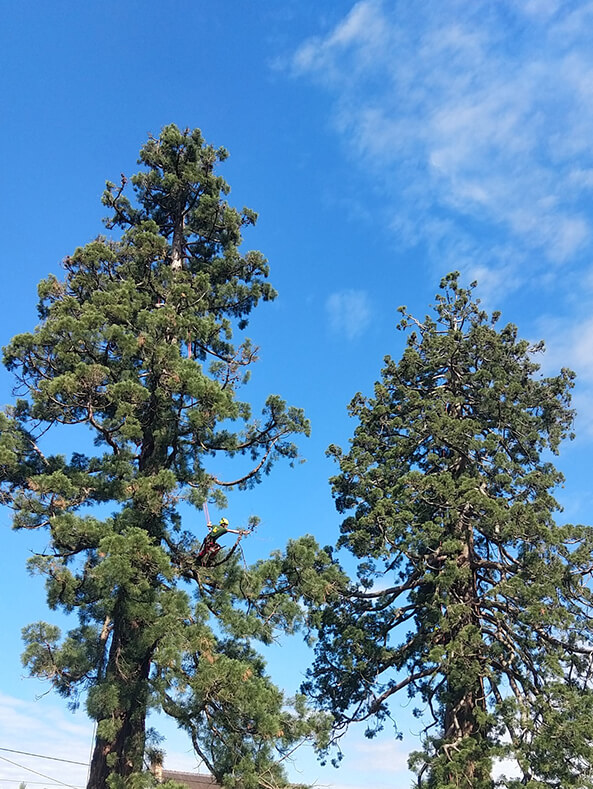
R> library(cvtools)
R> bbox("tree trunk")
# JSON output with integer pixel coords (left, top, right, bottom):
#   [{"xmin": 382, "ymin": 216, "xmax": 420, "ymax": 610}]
[
  {"xmin": 442, "ymin": 507, "xmax": 491, "ymax": 788},
  {"xmin": 87, "ymin": 619, "xmax": 154, "ymax": 788}
]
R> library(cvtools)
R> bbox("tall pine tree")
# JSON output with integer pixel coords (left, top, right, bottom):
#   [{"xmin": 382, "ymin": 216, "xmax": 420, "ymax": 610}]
[
  {"xmin": 305, "ymin": 274, "xmax": 593, "ymax": 788},
  {"xmin": 1, "ymin": 125, "xmax": 327, "ymax": 788}
]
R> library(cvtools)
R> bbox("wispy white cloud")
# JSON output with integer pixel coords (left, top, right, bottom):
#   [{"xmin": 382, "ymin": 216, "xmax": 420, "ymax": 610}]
[
  {"xmin": 522, "ymin": 0, "xmax": 562, "ymax": 19},
  {"xmin": 326, "ymin": 289, "xmax": 372, "ymax": 339},
  {"xmin": 0, "ymin": 692, "xmax": 91, "ymax": 787},
  {"xmin": 293, "ymin": 1, "xmax": 389, "ymax": 78},
  {"xmin": 349, "ymin": 738, "xmax": 410, "ymax": 774},
  {"xmin": 535, "ymin": 312, "xmax": 593, "ymax": 438},
  {"xmin": 290, "ymin": 730, "xmax": 413, "ymax": 789},
  {"xmin": 0, "ymin": 692, "xmax": 205, "ymax": 786},
  {"xmin": 292, "ymin": 0, "xmax": 593, "ymax": 299}
]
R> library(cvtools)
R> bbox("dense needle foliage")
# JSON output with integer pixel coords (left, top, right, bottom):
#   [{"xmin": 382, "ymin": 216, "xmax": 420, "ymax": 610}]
[{"xmin": 305, "ymin": 274, "xmax": 593, "ymax": 788}]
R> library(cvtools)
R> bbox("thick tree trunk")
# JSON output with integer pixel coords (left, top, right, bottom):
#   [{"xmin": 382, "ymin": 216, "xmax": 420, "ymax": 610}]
[
  {"xmin": 89, "ymin": 218, "xmax": 185, "ymax": 787},
  {"xmin": 88, "ymin": 705, "xmax": 147, "ymax": 789},
  {"xmin": 87, "ymin": 621, "xmax": 154, "ymax": 788},
  {"xmin": 442, "ymin": 507, "xmax": 492, "ymax": 788},
  {"xmin": 443, "ymin": 685, "xmax": 490, "ymax": 786}
]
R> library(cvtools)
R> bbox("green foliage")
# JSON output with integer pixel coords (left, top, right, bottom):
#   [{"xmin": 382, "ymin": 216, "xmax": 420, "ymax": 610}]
[
  {"xmin": 305, "ymin": 274, "xmax": 593, "ymax": 787},
  {"xmin": 1, "ymin": 124, "xmax": 323, "ymax": 788}
]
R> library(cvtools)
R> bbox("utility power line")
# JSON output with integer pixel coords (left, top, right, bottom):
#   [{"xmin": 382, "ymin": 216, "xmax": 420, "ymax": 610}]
[
  {"xmin": 0, "ymin": 780, "xmax": 83, "ymax": 786},
  {"xmin": 0, "ymin": 754, "xmax": 81, "ymax": 789},
  {"xmin": 0, "ymin": 749, "xmax": 88, "ymax": 767}
]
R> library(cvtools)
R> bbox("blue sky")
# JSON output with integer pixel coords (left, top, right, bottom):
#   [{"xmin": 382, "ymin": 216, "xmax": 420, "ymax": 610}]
[{"xmin": 2, "ymin": 1, "xmax": 593, "ymax": 786}]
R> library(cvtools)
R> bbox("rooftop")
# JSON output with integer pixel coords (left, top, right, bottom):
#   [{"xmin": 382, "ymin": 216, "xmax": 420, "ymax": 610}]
[{"xmin": 161, "ymin": 769, "xmax": 220, "ymax": 788}]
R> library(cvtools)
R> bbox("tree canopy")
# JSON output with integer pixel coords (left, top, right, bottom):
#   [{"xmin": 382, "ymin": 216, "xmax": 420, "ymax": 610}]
[
  {"xmin": 304, "ymin": 274, "xmax": 593, "ymax": 788},
  {"xmin": 1, "ymin": 124, "xmax": 334, "ymax": 789}
]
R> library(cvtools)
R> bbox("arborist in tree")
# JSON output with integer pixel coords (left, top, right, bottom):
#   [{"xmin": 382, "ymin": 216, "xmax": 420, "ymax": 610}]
[{"xmin": 196, "ymin": 517, "xmax": 249, "ymax": 566}]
